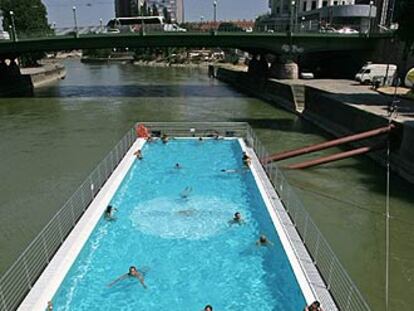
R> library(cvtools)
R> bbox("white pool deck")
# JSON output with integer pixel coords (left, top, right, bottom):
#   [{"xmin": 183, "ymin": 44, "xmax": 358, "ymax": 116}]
[{"xmin": 18, "ymin": 137, "xmax": 337, "ymax": 311}]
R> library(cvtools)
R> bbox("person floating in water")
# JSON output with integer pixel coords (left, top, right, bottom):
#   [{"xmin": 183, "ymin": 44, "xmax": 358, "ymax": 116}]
[
  {"xmin": 175, "ymin": 163, "xmax": 182, "ymax": 169},
  {"xmin": 161, "ymin": 134, "xmax": 169, "ymax": 144},
  {"xmin": 229, "ymin": 212, "xmax": 245, "ymax": 225},
  {"xmin": 180, "ymin": 186, "xmax": 193, "ymax": 198},
  {"xmin": 221, "ymin": 168, "xmax": 243, "ymax": 174},
  {"xmin": 304, "ymin": 301, "xmax": 324, "ymax": 311},
  {"xmin": 242, "ymin": 152, "xmax": 251, "ymax": 166},
  {"xmin": 133, "ymin": 149, "xmax": 143, "ymax": 160},
  {"xmin": 198, "ymin": 137, "xmax": 203, "ymax": 141},
  {"xmin": 104, "ymin": 205, "xmax": 117, "ymax": 220},
  {"xmin": 204, "ymin": 305, "xmax": 213, "ymax": 311},
  {"xmin": 256, "ymin": 234, "xmax": 273, "ymax": 247},
  {"xmin": 108, "ymin": 266, "xmax": 147, "ymax": 289}
]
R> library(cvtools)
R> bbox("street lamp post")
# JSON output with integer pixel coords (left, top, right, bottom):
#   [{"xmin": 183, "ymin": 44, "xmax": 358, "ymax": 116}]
[
  {"xmin": 290, "ymin": 1, "xmax": 295, "ymax": 35},
  {"xmin": 9, "ymin": 11, "xmax": 17, "ymax": 42},
  {"xmin": 213, "ymin": 1, "xmax": 217, "ymax": 24},
  {"xmin": 367, "ymin": 0, "xmax": 373, "ymax": 36},
  {"xmin": 72, "ymin": 6, "xmax": 78, "ymax": 38}
]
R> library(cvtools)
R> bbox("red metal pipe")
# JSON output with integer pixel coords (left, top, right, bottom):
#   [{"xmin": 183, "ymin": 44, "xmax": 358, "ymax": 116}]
[
  {"xmin": 262, "ymin": 125, "xmax": 394, "ymax": 164},
  {"xmin": 286, "ymin": 145, "xmax": 383, "ymax": 169}
]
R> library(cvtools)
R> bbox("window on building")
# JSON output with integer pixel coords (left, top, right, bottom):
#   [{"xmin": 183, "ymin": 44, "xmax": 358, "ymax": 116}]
[
  {"xmin": 276, "ymin": 6, "xmax": 280, "ymax": 14},
  {"xmin": 311, "ymin": 0, "xmax": 317, "ymax": 10},
  {"xmin": 342, "ymin": 1, "xmax": 346, "ymax": 4},
  {"xmin": 303, "ymin": 1, "xmax": 307, "ymax": 11},
  {"xmin": 322, "ymin": 0, "xmax": 328, "ymax": 6},
  {"xmin": 334, "ymin": 1, "xmax": 338, "ymax": 4}
]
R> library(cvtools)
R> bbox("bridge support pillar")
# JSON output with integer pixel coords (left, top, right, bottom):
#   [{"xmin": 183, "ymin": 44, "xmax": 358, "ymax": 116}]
[
  {"xmin": 247, "ymin": 54, "xmax": 269, "ymax": 81},
  {"xmin": 269, "ymin": 59, "xmax": 298, "ymax": 80},
  {"xmin": 0, "ymin": 58, "xmax": 33, "ymax": 96}
]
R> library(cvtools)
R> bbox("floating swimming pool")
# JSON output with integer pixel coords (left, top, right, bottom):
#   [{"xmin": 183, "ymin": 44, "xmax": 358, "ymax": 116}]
[{"xmin": 51, "ymin": 139, "xmax": 306, "ymax": 310}]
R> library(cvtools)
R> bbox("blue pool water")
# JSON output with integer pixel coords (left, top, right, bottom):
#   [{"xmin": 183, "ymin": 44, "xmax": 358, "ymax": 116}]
[{"xmin": 52, "ymin": 139, "xmax": 306, "ymax": 310}]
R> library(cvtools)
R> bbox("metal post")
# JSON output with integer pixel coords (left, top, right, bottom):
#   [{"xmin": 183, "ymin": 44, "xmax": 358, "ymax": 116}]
[
  {"xmin": 213, "ymin": 1, "xmax": 217, "ymax": 24},
  {"xmin": 72, "ymin": 6, "xmax": 78, "ymax": 38},
  {"xmin": 9, "ymin": 11, "xmax": 17, "ymax": 42},
  {"xmin": 99, "ymin": 18, "xmax": 103, "ymax": 33},
  {"xmin": 290, "ymin": 1, "xmax": 295, "ymax": 35},
  {"xmin": 367, "ymin": 1, "xmax": 373, "ymax": 36}
]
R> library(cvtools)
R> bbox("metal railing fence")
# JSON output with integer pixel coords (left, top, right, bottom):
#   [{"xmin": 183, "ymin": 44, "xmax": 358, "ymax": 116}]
[
  {"xmin": 0, "ymin": 122, "xmax": 371, "ymax": 311},
  {"xmin": 0, "ymin": 128, "xmax": 136, "ymax": 311},
  {"xmin": 245, "ymin": 124, "xmax": 371, "ymax": 311}
]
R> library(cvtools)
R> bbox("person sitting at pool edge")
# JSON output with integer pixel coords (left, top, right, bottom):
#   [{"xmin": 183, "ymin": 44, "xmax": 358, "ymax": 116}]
[
  {"xmin": 242, "ymin": 152, "xmax": 251, "ymax": 166},
  {"xmin": 256, "ymin": 234, "xmax": 273, "ymax": 247},
  {"xmin": 108, "ymin": 266, "xmax": 147, "ymax": 289},
  {"xmin": 133, "ymin": 149, "xmax": 143, "ymax": 160},
  {"xmin": 104, "ymin": 205, "xmax": 117, "ymax": 220},
  {"xmin": 305, "ymin": 300, "xmax": 324, "ymax": 311},
  {"xmin": 229, "ymin": 212, "xmax": 245, "ymax": 225},
  {"xmin": 204, "ymin": 305, "xmax": 213, "ymax": 311}
]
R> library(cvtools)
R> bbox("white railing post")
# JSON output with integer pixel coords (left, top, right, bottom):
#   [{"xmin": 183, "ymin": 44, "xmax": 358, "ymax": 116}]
[
  {"xmin": 22, "ymin": 257, "xmax": 32, "ymax": 289},
  {"xmin": 41, "ymin": 235, "xmax": 50, "ymax": 263}
]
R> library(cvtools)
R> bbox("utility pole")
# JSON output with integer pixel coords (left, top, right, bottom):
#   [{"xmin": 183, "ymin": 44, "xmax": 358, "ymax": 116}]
[{"xmin": 213, "ymin": 0, "xmax": 217, "ymax": 24}]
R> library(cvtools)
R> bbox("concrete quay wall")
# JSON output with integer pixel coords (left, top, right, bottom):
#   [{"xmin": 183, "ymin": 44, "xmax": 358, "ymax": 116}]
[
  {"xmin": 216, "ymin": 68, "xmax": 297, "ymax": 113},
  {"xmin": 216, "ymin": 67, "xmax": 414, "ymax": 184},
  {"xmin": 21, "ymin": 63, "xmax": 66, "ymax": 88}
]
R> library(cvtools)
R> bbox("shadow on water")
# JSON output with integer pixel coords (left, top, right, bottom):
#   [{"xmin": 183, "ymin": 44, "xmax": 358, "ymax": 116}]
[{"xmin": 18, "ymin": 85, "xmax": 252, "ymax": 98}]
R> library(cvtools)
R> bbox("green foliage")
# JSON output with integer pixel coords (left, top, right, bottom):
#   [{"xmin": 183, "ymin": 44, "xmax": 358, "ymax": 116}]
[
  {"xmin": 0, "ymin": 0, "xmax": 51, "ymax": 37},
  {"xmin": 0, "ymin": 0, "xmax": 52, "ymax": 66},
  {"xmin": 82, "ymin": 49, "xmax": 113, "ymax": 58},
  {"xmin": 152, "ymin": 4, "xmax": 159, "ymax": 16},
  {"xmin": 163, "ymin": 7, "xmax": 171, "ymax": 23},
  {"xmin": 396, "ymin": 0, "xmax": 414, "ymax": 49}
]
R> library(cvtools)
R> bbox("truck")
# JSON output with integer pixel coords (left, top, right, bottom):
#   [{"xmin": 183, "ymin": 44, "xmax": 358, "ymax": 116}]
[{"xmin": 355, "ymin": 63, "xmax": 397, "ymax": 85}]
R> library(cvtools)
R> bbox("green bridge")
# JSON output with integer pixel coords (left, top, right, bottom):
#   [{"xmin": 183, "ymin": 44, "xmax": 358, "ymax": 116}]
[{"xmin": 0, "ymin": 32, "xmax": 391, "ymax": 58}]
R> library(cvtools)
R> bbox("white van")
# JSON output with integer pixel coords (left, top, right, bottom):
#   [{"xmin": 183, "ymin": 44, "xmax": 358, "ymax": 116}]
[{"xmin": 355, "ymin": 63, "xmax": 397, "ymax": 85}]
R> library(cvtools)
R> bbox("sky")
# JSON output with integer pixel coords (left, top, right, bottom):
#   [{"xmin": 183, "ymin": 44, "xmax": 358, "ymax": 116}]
[{"xmin": 43, "ymin": 0, "xmax": 269, "ymax": 27}]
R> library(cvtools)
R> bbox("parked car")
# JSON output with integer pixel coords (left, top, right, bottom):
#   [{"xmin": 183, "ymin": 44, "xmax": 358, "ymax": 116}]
[
  {"xmin": 355, "ymin": 63, "xmax": 397, "ymax": 85},
  {"xmin": 336, "ymin": 27, "xmax": 359, "ymax": 34},
  {"xmin": 163, "ymin": 24, "xmax": 187, "ymax": 32},
  {"xmin": 0, "ymin": 31, "xmax": 10, "ymax": 40}
]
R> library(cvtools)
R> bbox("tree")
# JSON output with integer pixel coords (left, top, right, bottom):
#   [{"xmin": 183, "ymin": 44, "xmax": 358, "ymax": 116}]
[
  {"xmin": 0, "ymin": 0, "xmax": 52, "ymax": 66},
  {"xmin": 396, "ymin": 0, "xmax": 414, "ymax": 49},
  {"xmin": 152, "ymin": 4, "xmax": 159, "ymax": 16},
  {"xmin": 163, "ymin": 7, "xmax": 171, "ymax": 23},
  {"xmin": 395, "ymin": 0, "xmax": 414, "ymax": 75}
]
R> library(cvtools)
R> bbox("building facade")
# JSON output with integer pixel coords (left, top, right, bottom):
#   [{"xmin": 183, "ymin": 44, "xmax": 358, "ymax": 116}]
[
  {"xmin": 115, "ymin": 0, "xmax": 145, "ymax": 17},
  {"xmin": 264, "ymin": 0, "xmax": 376, "ymax": 32},
  {"xmin": 147, "ymin": 0, "xmax": 184, "ymax": 24}
]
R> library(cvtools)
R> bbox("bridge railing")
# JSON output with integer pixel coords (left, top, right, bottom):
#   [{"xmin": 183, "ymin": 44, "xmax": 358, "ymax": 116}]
[
  {"xmin": 0, "ymin": 128, "xmax": 136, "ymax": 311},
  {"xmin": 6, "ymin": 23, "xmax": 383, "ymax": 42}
]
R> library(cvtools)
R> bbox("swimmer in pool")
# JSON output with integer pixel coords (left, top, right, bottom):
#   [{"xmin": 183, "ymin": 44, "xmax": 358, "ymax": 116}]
[
  {"xmin": 161, "ymin": 134, "xmax": 169, "ymax": 144},
  {"xmin": 108, "ymin": 266, "xmax": 147, "ymax": 289},
  {"xmin": 256, "ymin": 234, "xmax": 273, "ymax": 247},
  {"xmin": 204, "ymin": 305, "xmax": 213, "ymax": 311},
  {"xmin": 175, "ymin": 163, "xmax": 182, "ymax": 169},
  {"xmin": 133, "ymin": 149, "xmax": 143, "ymax": 160},
  {"xmin": 180, "ymin": 186, "xmax": 192, "ymax": 198},
  {"xmin": 242, "ymin": 152, "xmax": 251, "ymax": 166},
  {"xmin": 229, "ymin": 212, "xmax": 245, "ymax": 225},
  {"xmin": 104, "ymin": 205, "xmax": 117, "ymax": 220}
]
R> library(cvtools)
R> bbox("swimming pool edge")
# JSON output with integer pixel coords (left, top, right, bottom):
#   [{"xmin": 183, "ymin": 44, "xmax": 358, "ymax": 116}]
[
  {"xmin": 17, "ymin": 138, "xmax": 145, "ymax": 311},
  {"xmin": 238, "ymin": 138, "xmax": 338, "ymax": 311}
]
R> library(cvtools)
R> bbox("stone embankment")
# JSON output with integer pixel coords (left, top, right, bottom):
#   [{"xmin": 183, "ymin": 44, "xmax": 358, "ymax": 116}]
[
  {"xmin": 20, "ymin": 63, "xmax": 66, "ymax": 88},
  {"xmin": 216, "ymin": 67, "xmax": 414, "ymax": 184}
]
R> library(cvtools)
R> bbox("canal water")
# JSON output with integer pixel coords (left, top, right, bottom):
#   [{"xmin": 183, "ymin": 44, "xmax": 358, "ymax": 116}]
[{"xmin": 0, "ymin": 60, "xmax": 412, "ymax": 311}]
